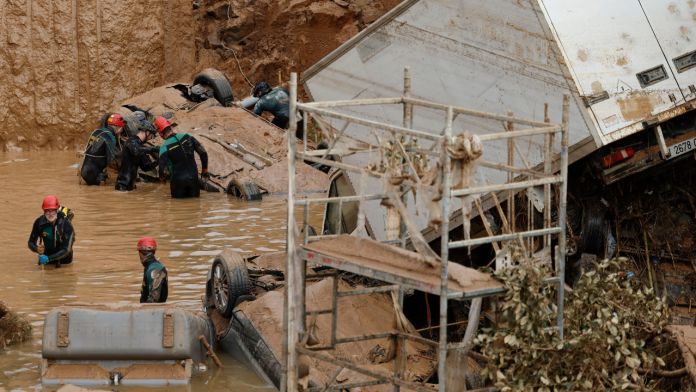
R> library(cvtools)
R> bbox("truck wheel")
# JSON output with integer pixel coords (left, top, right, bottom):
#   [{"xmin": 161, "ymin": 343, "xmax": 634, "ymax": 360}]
[
  {"xmin": 580, "ymin": 202, "xmax": 606, "ymax": 256},
  {"xmin": 227, "ymin": 177, "xmax": 262, "ymax": 201},
  {"xmin": 100, "ymin": 108, "xmax": 141, "ymax": 137},
  {"xmin": 194, "ymin": 69, "xmax": 234, "ymax": 107},
  {"xmin": 212, "ymin": 251, "xmax": 251, "ymax": 318}
]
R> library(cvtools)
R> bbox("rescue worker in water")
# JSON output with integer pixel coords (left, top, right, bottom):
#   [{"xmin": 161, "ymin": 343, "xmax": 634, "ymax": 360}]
[
  {"xmin": 137, "ymin": 237, "xmax": 168, "ymax": 303},
  {"xmin": 154, "ymin": 117, "xmax": 210, "ymax": 199},
  {"xmin": 28, "ymin": 196, "xmax": 75, "ymax": 268},
  {"xmin": 80, "ymin": 114, "xmax": 125, "ymax": 185},
  {"xmin": 252, "ymin": 81, "xmax": 304, "ymax": 139},
  {"xmin": 115, "ymin": 121, "xmax": 159, "ymax": 191}
]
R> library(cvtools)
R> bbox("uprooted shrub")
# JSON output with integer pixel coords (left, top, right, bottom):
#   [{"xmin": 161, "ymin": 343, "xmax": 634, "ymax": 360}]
[
  {"xmin": 0, "ymin": 301, "xmax": 32, "ymax": 349},
  {"xmin": 475, "ymin": 258, "xmax": 684, "ymax": 391}
]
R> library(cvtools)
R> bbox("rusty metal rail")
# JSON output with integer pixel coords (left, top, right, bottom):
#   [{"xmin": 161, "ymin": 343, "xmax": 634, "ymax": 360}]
[{"xmin": 282, "ymin": 68, "xmax": 569, "ymax": 392}]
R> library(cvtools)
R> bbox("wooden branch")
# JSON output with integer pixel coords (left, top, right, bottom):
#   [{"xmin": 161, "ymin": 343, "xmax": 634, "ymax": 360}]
[
  {"xmin": 664, "ymin": 326, "xmax": 696, "ymax": 386},
  {"xmin": 637, "ymin": 367, "xmax": 687, "ymax": 378},
  {"xmin": 199, "ymin": 335, "xmax": 223, "ymax": 368}
]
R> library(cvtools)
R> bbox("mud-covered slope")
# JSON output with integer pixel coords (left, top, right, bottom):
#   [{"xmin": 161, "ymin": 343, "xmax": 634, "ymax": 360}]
[
  {"xmin": 193, "ymin": 0, "xmax": 402, "ymax": 99},
  {"xmin": 0, "ymin": 0, "xmax": 401, "ymax": 152},
  {"xmin": 0, "ymin": 0, "xmax": 195, "ymax": 152}
]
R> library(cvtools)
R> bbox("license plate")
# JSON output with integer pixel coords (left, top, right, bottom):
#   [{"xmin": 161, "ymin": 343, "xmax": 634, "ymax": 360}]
[{"xmin": 667, "ymin": 137, "xmax": 696, "ymax": 159}]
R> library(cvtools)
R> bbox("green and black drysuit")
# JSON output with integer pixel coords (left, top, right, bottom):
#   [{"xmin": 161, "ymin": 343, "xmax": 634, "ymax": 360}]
[
  {"xmin": 80, "ymin": 127, "xmax": 121, "ymax": 185},
  {"xmin": 140, "ymin": 256, "xmax": 168, "ymax": 303},
  {"xmin": 158, "ymin": 133, "xmax": 208, "ymax": 199},
  {"xmin": 28, "ymin": 212, "xmax": 75, "ymax": 267}
]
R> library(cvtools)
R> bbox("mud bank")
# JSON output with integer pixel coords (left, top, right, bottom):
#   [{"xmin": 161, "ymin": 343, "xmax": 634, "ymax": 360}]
[
  {"xmin": 192, "ymin": 0, "xmax": 402, "ymax": 99},
  {"xmin": 0, "ymin": 0, "xmax": 196, "ymax": 152},
  {"xmin": 1, "ymin": 0, "xmax": 401, "ymax": 152}
]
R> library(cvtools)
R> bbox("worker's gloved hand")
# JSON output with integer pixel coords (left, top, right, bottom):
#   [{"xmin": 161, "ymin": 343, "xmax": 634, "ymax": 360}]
[
  {"xmin": 38, "ymin": 255, "xmax": 49, "ymax": 265},
  {"xmin": 201, "ymin": 168, "xmax": 210, "ymax": 180},
  {"xmin": 147, "ymin": 146, "xmax": 159, "ymax": 155}
]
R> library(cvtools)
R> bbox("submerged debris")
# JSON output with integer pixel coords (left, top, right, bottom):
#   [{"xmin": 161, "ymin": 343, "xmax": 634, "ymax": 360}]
[
  {"xmin": 0, "ymin": 301, "xmax": 32, "ymax": 348},
  {"xmin": 475, "ymin": 258, "xmax": 684, "ymax": 391}
]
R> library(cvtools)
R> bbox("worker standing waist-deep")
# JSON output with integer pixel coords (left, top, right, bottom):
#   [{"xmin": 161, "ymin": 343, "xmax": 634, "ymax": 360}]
[
  {"xmin": 115, "ymin": 121, "xmax": 159, "ymax": 191},
  {"xmin": 154, "ymin": 117, "xmax": 209, "ymax": 199},
  {"xmin": 137, "ymin": 237, "xmax": 168, "ymax": 303},
  {"xmin": 28, "ymin": 195, "xmax": 75, "ymax": 268},
  {"xmin": 80, "ymin": 114, "xmax": 124, "ymax": 185}
]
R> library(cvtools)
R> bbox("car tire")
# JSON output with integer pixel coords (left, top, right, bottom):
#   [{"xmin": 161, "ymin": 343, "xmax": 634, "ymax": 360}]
[
  {"xmin": 227, "ymin": 177, "xmax": 262, "ymax": 201},
  {"xmin": 194, "ymin": 69, "xmax": 234, "ymax": 107},
  {"xmin": 581, "ymin": 201, "xmax": 606, "ymax": 256},
  {"xmin": 211, "ymin": 251, "xmax": 251, "ymax": 318}
]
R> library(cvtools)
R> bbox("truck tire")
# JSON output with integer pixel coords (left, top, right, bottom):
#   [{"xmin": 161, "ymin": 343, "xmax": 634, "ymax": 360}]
[
  {"xmin": 227, "ymin": 177, "xmax": 262, "ymax": 201},
  {"xmin": 100, "ymin": 108, "xmax": 141, "ymax": 137},
  {"xmin": 194, "ymin": 69, "xmax": 234, "ymax": 107},
  {"xmin": 580, "ymin": 201, "xmax": 606, "ymax": 256},
  {"xmin": 212, "ymin": 251, "xmax": 251, "ymax": 318}
]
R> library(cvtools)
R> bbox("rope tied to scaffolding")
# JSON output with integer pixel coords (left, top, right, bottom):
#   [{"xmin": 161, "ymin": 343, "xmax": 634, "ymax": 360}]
[{"xmin": 447, "ymin": 132, "xmax": 483, "ymax": 245}]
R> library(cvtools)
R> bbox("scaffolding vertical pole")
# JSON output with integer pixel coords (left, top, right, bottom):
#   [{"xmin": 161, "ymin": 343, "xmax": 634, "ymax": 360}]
[
  {"xmin": 438, "ymin": 106, "xmax": 454, "ymax": 392},
  {"xmin": 507, "ymin": 110, "xmax": 515, "ymax": 234},
  {"xmin": 543, "ymin": 104, "xmax": 551, "ymax": 249},
  {"xmin": 284, "ymin": 72, "xmax": 299, "ymax": 392},
  {"xmin": 556, "ymin": 93, "xmax": 570, "ymax": 340},
  {"xmin": 400, "ymin": 67, "xmax": 412, "ymax": 249}
]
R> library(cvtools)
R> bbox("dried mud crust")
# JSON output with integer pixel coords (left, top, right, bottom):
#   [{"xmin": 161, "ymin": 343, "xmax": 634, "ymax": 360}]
[
  {"xmin": 244, "ymin": 251, "xmax": 286, "ymax": 273},
  {"xmin": 236, "ymin": 278, "xmax": 433, "ymax": 389},
  {"xmin": 43, "ymin": 364, "xmax": 110, "ymax": 380},
  {"xmin": 193, "ymin": 0, "xmax": 403, "ymax": 100},
  {"xmin": 58, "ymin": 302, "xmax": 189, "ymax": 313},
  {"xmin": 303, "ymin": 235, "xmax": 504, "ymax": 293},
  {"xmin": 44, "ymin": 363, "xmax": 189, "ymax": 381}
]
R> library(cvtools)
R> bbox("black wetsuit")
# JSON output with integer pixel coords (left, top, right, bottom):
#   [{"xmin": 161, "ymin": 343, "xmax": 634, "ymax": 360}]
[
  {"xmin": 80, "ymin": 127, "xmax": 121, "ymax": 185},
  {"xmin": 158, "ymin": 133, "xmax": 208, "ymax": 199},
  {"xmin": 115, "ymin": 136, "xmax": 159, "ymax": 191},
  {"xmin": 254, "ymin": 88, "xmax": 290, "ymax": 128},
  {"xmin": 28, "ymin": 213, "xmax": 75, "ymax": 267},
  {"xmin": 140, "ymin": 256, "xmax": 168, "ymax": 303}
]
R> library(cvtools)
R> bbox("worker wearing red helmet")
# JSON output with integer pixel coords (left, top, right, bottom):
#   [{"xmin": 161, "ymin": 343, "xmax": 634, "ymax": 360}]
[
  {"xmin": 80, "ymin": 113, "xmax": 125, "ymax": 185},
  {"xmin": 154, "ymin": 117, "xmax": 209, "ymax": 198},
  {"xmin": 28, "ymin": 196, "xmax": 75, "ymax": 268},
  {"xmin": 137, "ymin": 237, "xmax": 168, "ymax": 303}
]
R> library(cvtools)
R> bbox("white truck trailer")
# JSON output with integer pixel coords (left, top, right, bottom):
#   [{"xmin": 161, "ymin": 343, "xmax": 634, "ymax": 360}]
[{"xmin": 302, "ymin": 0, "xmax": 696, "ymax": 253}]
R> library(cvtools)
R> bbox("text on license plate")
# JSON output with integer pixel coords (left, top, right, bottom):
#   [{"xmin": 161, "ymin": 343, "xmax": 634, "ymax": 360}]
[{"xmin": 667, "ymin": 138, "xmax": 696, "ymax": 159}]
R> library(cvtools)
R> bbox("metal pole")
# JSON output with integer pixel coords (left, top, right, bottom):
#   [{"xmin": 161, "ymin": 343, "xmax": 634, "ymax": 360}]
[
  {"xmin": 507, "ymin": 110, "xmax": 514, "ymax": 235},
  {"xmin": 284, "ymin": 72, "xmax": 299, "ymax": 392},
  {"xmin": 401, "ymin": 67, "xmax": 411, "ymax": 249},
  {"xmin": 303, "ymin": 110, "xmax": 308, "ymax": 155},
  {"xmin": 557, "ymin": 93, "xmax": 570, "ymax": 340},
  {"xmin": 438, "ymin": 106, "xmax": 454, "ymax": 392},
  {"xmin": 543, "ymin": 104, "xmax": 551, "ymax": 249}
]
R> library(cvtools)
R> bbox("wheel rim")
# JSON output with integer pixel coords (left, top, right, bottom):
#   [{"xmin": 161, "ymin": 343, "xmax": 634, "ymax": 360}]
[{"xmin": 213, "ymin": 263, "xmax": 229, "ymax": 310}]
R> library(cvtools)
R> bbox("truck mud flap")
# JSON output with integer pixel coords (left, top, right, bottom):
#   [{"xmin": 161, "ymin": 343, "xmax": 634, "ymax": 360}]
[{"xmin": 218, "ymin": 309, "xmax": 281, "ymax": 388}]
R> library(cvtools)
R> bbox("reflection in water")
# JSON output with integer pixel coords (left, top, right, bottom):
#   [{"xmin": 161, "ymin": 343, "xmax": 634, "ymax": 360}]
[{"xmin": 0, "ymin": 151, "xmax": 323, "ymax": 391}]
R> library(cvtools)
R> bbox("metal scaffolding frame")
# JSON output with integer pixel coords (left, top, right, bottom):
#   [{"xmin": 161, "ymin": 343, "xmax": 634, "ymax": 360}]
[{"xmin": 282, "ymin": 68, "xmax": 570, "ymax": 392}]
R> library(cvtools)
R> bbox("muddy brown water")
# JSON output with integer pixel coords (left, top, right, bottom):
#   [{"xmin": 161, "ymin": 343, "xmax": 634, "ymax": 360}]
[{"xmin": 0, "ymin": 151, "xmax": 325, "ymax": 391}]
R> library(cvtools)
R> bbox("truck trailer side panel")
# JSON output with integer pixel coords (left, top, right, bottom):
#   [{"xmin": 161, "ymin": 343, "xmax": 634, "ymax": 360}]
[{"xmin": 303, "ymin": 0, "xmax": 595, "ymax": 241}]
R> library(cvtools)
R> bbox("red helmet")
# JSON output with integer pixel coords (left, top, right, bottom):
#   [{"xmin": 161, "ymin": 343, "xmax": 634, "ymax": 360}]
[
  {"xmin": 42, "ymin": 195, "xmax": 60, "ymax": 210},
  {"xmin": 107, "ymin": 114, "xmax": 126, "ymax": 128},
  {"xmin": 137, "ymin": 237, "xmax": 157, "ymax": 251},
  {"xmin": 154, "ymin": 117, "xmax": 172, "ymax": 134}
]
